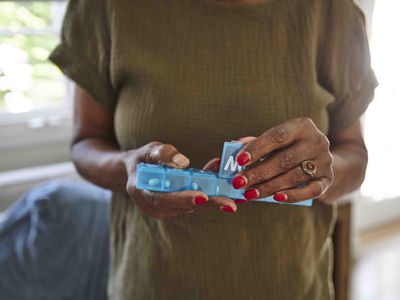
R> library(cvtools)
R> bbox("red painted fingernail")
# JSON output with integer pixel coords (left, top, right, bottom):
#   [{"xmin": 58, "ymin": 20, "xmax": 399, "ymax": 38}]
[
  {"xmin": 221, "ymin": 205, "xmax": 236, "ymax": 213},
  {"xmin": 215, "ymin": 158, "xmax": 221, "ymax": 170},
  {"xmin": 244, "ymin": 189, "xmax": 259, "ymax": 200},
  {"xmin": 236, "ymin": 152, "xmax": 251, "ymax": 166},
  {"xmin": 273, "ymin": 193, "xmax": 288, "ymax": 202},
  {"xmin": 194, "ymin": 195, "xmax": 207, "ymax": 205},
  {"xmin": 234, "ymin": 199, "xmax": 247, "ymax": 204},
  {"xmin": 232, "ymin": 176, "xmax": 247, "ymax": 189}
]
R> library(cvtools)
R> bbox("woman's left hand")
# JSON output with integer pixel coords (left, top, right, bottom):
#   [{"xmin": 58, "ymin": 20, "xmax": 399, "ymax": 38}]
[{"xmin": 232, "ymin": 118, "xmax": 334, "ymax": 203}]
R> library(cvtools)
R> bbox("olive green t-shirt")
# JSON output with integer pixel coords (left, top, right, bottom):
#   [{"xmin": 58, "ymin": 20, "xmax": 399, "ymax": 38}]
[{"xmin": 49, "ymin": 0, "xmax": 377, "ymax": 299}]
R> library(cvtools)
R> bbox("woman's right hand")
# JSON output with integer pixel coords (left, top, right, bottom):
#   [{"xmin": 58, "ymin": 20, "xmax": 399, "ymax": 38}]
[{"xmin": 123, "ymin": 141, "xmax": 237, "ymax": 219}]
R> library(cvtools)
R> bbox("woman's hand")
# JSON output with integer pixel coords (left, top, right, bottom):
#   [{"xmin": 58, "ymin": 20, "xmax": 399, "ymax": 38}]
[
  {"xmin": 231, "ymin": 118, "xmax": 334, "ymax": 203},
  {"xmin": 124, "ymin": 141, "xmax": 237, "ymax": 219}
]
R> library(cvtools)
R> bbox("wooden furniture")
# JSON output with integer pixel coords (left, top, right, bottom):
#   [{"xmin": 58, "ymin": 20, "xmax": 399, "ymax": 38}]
[{"xmin": 332, "ymin": 201, "xmax": 352, "ymax": 300}]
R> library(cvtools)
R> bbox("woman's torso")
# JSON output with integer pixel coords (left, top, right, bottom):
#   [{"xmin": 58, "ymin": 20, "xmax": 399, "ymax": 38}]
[{"xmin": 109, "ymin": 0, "xmax": 336, "ymax": 299}]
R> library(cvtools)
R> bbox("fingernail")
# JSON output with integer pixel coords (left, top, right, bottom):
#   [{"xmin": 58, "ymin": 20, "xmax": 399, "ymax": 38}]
[
  {"xmin": 232, "ymin": 176, "xmax": 247, "ymax": 189},
  {"xmin": 273, "ymin": 193, "xmax": 288, "ymax": 202},
  {"xmin": 215, "ymin": 158, "xmax": 221, "ymax": 170},
  {"xmin": 172, "ymin": 153, "xmax": 189, "ymax": 167},
  {"xmin": 234, "ymin": 199, "xmax": 246, "ymax": 204},
  {"xmin": 220, "ymin": 205, "xmax": 236, "ymax": 213},
  {"xmin": 236, "ymin": 152, "xmax": 251, "ymax": 166},
  {"xmin": 244, "ymin": 189, "xmax": 259, "ymax": 200},
  {"xmin": 194, "ymin": 195, "xmax": 208, "ymax": 205}
]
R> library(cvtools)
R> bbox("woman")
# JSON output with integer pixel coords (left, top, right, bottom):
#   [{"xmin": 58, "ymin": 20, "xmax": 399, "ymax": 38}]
[{"xmin": 50, "ymin": 0, "xmax": 377, "ymax": 299}]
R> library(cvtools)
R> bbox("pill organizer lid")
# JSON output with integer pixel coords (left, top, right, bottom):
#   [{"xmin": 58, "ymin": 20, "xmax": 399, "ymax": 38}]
[
  {"xmin": 219, "ymin": 141, "xmax": 244, "ymax": 178},
  {"xmin": 192, "ymin": 170, "xmax": 217, "ymax": 178},
  {"xmin": 165, "ymin": 168, "xmax": 188, "ymax": 175},
  {"xmin": 137, "ymin": 163, "xmax": 165, "ymax": 174}
]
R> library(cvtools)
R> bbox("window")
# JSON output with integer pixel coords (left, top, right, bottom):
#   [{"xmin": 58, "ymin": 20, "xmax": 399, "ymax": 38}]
[
  {"xmin": 0, "ymin": 1, "xmax": 68, "ymax": 121},
  {"xmin": 353, "ymin": 0, "xmax": 400, "ymax": 231},
  {"xmin": 360, "ymin": 0, "xmax": 400, "ymax": 201},
  {"xmin": 0, "ymin": 1, "xmax": 71, "ymax": 172}
]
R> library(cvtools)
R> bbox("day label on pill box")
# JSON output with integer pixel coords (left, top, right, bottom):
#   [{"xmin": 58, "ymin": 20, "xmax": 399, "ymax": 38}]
[{"xmin": 218, "ymin": 141, "xmax": 245, "ymax": 179}]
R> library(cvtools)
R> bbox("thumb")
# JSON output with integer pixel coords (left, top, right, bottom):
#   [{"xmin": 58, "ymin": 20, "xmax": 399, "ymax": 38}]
[{"xmin": 139, "ymin": 142, "xmax": 190, "ymax": 169}]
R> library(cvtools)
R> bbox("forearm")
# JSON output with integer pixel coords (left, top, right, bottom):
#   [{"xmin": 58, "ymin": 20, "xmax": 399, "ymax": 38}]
[
  {"xmin": 71, "ymin": 138, "xmax": 131, "ymax": 192},
  {"xmin": 319, "ymin": 142, "xmax": 368, "ymax": 203}
]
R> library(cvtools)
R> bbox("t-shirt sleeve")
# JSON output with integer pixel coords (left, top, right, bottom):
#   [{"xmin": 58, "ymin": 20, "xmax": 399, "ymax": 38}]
[
  {"xmin": 49, "ymin": 0, "xmax": 116, "ymax": 112},
  {"xmin": 317, "ymin": 0, "xmax": 379, "ymax": 135}
]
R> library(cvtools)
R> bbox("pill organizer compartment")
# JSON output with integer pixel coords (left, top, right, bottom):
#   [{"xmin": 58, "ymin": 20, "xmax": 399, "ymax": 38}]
[
  {"xmin": 164, "ymin": 168, "xmax": 192, "ymax": 192},
  {"xmin": 136, "ymin": 163, "xmax": 165, "ymax": 191},
  {"xmin": 191, "ymin": 170, "xmax": 218, "ymax": 195},
  {"xmin": 216, "ymin": 177, "xmax": 244, "ymax": 199}
]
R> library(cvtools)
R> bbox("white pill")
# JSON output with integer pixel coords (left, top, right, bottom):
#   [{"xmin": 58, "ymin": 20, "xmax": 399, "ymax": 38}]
[
  {"xmin": 148, "ymin": 178, "xmax": 161, "ymax": 186},
  {"xmin": 192, "ymin": 182, "xmax": 199, "ymax": 190},
  {"xmin": 165, "ymin": 180, "xmax": 170, "ymax": 188}
]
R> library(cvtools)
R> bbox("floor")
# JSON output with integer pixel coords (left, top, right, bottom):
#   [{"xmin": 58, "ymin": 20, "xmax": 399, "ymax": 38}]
[{"xmin": 350, "ymin": 222, "xmax": 400, "ymax": 300}]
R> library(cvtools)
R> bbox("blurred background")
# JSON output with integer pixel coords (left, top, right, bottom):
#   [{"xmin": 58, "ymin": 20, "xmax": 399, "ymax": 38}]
[{"xmin": 0, "ymin": 0, "xmax": 399, "ymax": 299}]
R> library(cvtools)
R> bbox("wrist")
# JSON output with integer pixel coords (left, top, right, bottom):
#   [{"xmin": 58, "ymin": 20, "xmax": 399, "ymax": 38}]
[
  {"xmin": 318, "ymin": 147, "xmax": 366, "ymax": 203},
  {"xmin": 121, "ymin": 149, "xmax": 138, "ymax": 173}
]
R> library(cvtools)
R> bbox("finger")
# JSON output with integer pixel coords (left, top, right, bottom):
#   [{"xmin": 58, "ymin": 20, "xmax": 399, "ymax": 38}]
[
  {"xmin": 138, "ymin": 142, "xmax": 190, "ymax": 169},
  {"xmin": 133, "ymin": 191, "xmax": 184, "ymax": 219},
  {"xmin": 141, "ymin": 201, "xmax": 184, "ymax": 219},
  {"xmin": 243, "ymin": 156, "xmax": 331, "ymax": 200},
  {"xmin": 235, "ymin": 118, "xmax": 317, "ymax": 167},
  {"xmin": 234, "ymin": 199, "xmax": 247, "ymax": 204},
  {"xmin": 243, "ymin": 165, "xmax": 311, "ymax": 200},
  {"xmin": 272, "ymin": 177, "xmax": 332, "ymax": 203},
  {"xmin": 127, "ymin": 175, "xmax": 189, "ymax": 218},
  {"xmin": 235, "ymin": 142, "xmax": 319, "ymax": 188},
  {"xmin": 200, "ymin": 196, "xmax": 237, "ymax": 213},
  {"xmin": 202, "ymin": 157, "xmax": 221, "ymax": 172},
  {"xmin": 142, "ymin": 189, "xmax": 209, "ymax": 210},
  {"xmin": 236, "ymin": 136, "xmax": 257, "ymax": 144}
]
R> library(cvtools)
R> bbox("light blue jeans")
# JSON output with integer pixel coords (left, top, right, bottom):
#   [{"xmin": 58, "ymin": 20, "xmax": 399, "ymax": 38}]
[{"xmin": 0, "ymin": 180, "xmax": 111, "ymax": 300}]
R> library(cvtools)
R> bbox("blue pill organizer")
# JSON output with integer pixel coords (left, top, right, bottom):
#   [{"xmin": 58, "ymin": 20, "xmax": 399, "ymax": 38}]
[{"xmin": 135, "ymin": 141, "xmax": 313, "ymax": 207}]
